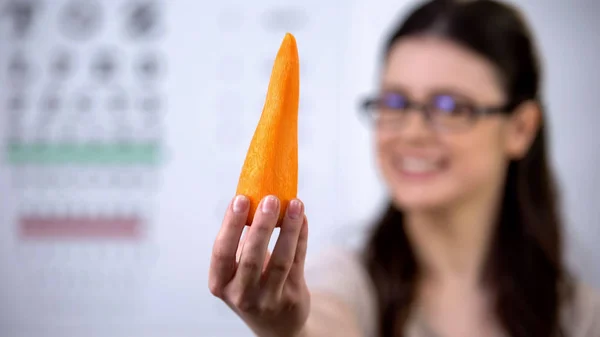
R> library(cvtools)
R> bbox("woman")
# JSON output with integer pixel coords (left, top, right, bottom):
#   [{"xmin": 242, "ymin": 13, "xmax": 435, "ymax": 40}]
[{"xmin": 208, "ymin": 0, "xmax": 600, "ymax": 336}]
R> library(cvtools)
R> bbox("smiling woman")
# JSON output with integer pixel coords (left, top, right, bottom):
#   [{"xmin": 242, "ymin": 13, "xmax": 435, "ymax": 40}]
[{"xmin": 208, "ymin": 1, "xmax": 600, "ymax": 337}]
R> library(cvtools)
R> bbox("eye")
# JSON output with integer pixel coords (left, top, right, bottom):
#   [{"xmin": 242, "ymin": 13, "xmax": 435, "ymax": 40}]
[
  {"xmin": 432, "ymin": 95, "xmax": 473, "ymax": 117},
  {"xmin": 381, "ymin": 93, "xmax": 408, "ymax": 109},
  {"xmin": 433, "ymin": 95, "xmax": 457, "ymax": 112}
]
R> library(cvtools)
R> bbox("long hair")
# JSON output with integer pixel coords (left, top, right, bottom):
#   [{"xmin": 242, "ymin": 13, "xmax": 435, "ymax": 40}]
[{"xmin": 363, "ymin": 1, "xmax": 572, "ymax": 336}]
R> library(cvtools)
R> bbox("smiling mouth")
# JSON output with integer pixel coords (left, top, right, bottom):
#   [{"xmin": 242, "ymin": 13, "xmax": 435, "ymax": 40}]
[{"xmin": 394, "ymin": 156, "xmax": 446, "ymax": 176}]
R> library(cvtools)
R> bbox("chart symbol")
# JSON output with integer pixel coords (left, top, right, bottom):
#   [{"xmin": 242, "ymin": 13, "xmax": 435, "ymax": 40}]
[{"xmin": 5, "ymin": 1, "xmax": 38, "ymax": 38}]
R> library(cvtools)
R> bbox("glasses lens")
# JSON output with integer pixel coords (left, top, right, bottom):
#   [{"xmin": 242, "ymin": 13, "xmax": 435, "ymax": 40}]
[
  {"xmin": 367, "ymin": 93, "xmax": 407, "ymax": 128},
  {"xmin": 382, "ymin": 93, "xmax": 408, "ymax": 109},
  {"xmin": 430, "ymin": 95, "xmax": 474, "ymax": 130}
]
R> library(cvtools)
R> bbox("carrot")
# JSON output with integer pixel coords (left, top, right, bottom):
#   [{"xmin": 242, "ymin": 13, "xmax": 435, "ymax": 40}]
[{"xmin": 236, "ymin": 33, "xmax": 299, "ymax": 226}]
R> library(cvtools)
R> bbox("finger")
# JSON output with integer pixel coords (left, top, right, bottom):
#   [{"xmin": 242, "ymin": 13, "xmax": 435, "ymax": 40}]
[
  {"xmin": 288, "ymin": 214, "xmax": 308, "ymax": 284},
  {"xmin": 262, "ymin": 250, "xmax": 272, "ymax": 272},
  {"xmin": 236, "ymin": 228, "xmax": 273, "ymax": 271},
  {"xmin": 232, "ymin": 195, "xmax": 279, "ymax": 291},
  {"xmin": 235, "ymin": 227, "xmax": 249, "ymax": 263},
  {"xmin": 208, "ymin": 195, "xmax": 249, "ymax": 297},
  {"xmin": 262, "ymin": 199, "xmax": 304, "ymax": 295}
]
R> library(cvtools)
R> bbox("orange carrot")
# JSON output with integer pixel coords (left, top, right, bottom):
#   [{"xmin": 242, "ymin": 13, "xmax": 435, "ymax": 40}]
[{"xmin": 236, "ymin": 33, "xmax": 299, "ymax": 226}]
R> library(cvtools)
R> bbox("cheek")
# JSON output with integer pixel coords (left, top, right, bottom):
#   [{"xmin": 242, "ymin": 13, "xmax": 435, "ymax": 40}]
[
  {"xmin": 375, "ymin": 132, "xmax": 397, "ymax": 177},
  {"xmin": 446, "ymin": 131, "xmax": 507, "ymax": 191}
]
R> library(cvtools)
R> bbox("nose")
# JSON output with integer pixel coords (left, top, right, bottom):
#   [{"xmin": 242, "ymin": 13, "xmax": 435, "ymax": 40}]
[{"xmin": 399, "ymin": 108, "xmax": 435, "ymax": 142}]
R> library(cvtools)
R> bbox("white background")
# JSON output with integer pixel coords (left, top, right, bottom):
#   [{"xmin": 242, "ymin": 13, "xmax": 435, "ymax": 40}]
[{"xmin": 0, "ymin": 1, "xmax": 598, "ymax": 336}]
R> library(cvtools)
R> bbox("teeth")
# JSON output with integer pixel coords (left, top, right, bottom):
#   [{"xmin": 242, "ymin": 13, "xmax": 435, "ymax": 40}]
[{"xmin": 398, "ymin": 157, "xmax": 439, "ymax": 173}]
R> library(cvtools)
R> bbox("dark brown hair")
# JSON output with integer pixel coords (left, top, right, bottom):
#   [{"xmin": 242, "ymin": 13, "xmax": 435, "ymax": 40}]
[{"xmin": 363, "ymin": 1, "xmax": 573, "ymax": 336}]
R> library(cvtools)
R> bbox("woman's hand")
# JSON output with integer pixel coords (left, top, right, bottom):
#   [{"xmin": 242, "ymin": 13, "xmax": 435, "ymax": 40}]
[{"xmin": 209, "ymin": 195, "xmax": 310, "ymax": 337}]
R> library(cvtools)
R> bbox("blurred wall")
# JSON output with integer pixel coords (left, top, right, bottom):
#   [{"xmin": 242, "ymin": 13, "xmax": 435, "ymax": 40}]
[{"xmin": 0, "ymin": 1, "xmax": 598, "ymax": 337}]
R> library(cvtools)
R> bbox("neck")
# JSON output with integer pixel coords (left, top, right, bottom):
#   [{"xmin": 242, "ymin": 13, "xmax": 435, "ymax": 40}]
[{"xmin": 405, "ymin": 190, "xmax": 502, "ymax": 286}]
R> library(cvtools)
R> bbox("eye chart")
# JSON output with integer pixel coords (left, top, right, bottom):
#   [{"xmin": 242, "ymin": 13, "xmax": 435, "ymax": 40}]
[
  {"xmin": 1, "ymin": 0, "xmax": 171, "ymax": 334},
  {"xmin": 0, "ymin": 1, "xmax": 353, "ymax": 336}
]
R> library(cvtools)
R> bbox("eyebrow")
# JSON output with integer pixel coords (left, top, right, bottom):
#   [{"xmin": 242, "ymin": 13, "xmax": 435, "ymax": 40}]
[
  {"xmin": 380, "ymin": 82, "xmax": 475, "ymax": 102},
  {"xmin": 380, "ymin": 82, "xmax": 409, "ymax": 94}
]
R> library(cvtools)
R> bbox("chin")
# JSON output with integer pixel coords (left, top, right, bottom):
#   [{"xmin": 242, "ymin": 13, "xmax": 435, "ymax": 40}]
[
  {"xmin": 386, "ymin": 178, "xmax": 461, "ymax": 212},
  {"xmin": 391, "ymin": 193, "xmax": 451, "ymax": 212}
]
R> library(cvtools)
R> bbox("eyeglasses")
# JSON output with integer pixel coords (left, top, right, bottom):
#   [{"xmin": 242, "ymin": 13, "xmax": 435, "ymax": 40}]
[{"xmin": 360, "ymin": 92, "xmax": 518, "ymax": 132}]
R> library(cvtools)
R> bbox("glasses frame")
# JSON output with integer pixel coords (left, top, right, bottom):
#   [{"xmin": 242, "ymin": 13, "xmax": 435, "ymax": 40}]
[{"xmin": 359, "ymin": 94, "xmax": 521, "ymax": 132}]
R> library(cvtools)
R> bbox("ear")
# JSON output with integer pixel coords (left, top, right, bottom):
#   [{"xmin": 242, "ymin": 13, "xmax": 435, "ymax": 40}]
[{"xmin": 504, "ymin": 101, "xmax": 541, "ymax": 159}]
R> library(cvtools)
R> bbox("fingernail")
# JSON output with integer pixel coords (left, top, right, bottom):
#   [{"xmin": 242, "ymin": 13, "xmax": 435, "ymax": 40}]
[
  {"xmin": 287, "ymin": 200, "xmax": 303, "ymax": 219},
  {"xmin": 232, "ymin": 195, "xmax": 249, "ymax": 213},
  {"xmin": 261, "ymin": 195, "xmax": 279, "ymax": 214}
]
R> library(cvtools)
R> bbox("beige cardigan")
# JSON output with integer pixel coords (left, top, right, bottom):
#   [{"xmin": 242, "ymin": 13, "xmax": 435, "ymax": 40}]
[{"xmin": 306, "ymin": 248, "xmax": 600, "ymax": 337}]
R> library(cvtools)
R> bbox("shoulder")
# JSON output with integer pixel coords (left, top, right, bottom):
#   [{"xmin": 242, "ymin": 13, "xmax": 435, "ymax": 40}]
[
  {"xmin": 305, "ymin": 246, "xmax": 378, "ymax": 337},
  {"xmin": 562, "ymin": 280, "xmax": 600, "ymax": 337}
]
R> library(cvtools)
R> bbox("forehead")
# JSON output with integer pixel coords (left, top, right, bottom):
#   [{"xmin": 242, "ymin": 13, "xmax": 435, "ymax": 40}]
[{"xmin": 382, "ymin": 36, "xmax": 505, "ymax": 103}]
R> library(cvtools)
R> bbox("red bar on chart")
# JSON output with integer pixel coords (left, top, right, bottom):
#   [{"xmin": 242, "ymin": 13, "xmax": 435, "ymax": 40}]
[{"xmin": 18, "ymin": 215, "xmax": 143, "ymax": 239}]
